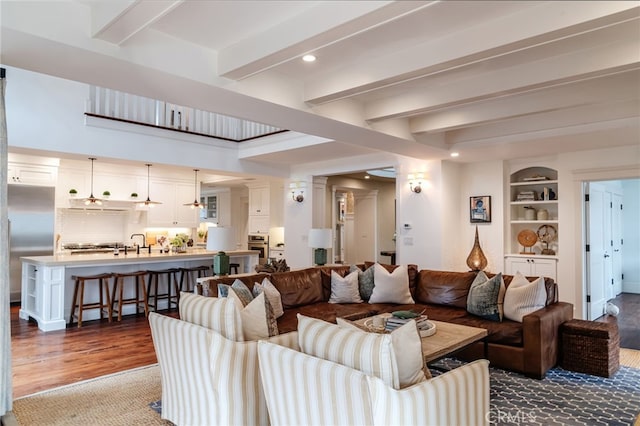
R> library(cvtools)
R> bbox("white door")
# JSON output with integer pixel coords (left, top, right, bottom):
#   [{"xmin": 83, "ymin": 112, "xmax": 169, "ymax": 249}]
[
  {"xmin": 586, "ymin": 183, "xmax": 607, "ymax": 320},
  {"xmin": 612, "ymin": 193, "xmax": 623, "ymax": 296}
]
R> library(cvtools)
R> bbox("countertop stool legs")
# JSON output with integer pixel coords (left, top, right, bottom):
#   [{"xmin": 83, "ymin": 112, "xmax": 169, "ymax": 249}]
[
  {"xmin": 178, "ymin": 265, "xmax": 210, "ymax": 293},
  {"xmin": 111, "ymin": 271, "xmax": 149, "ymax": 322},
  {"xmin": 147, "ymin": 268, "xmax": 180, "ymax": 312},
  {"xmin": 69, "ymin": 273, "xmax": 113, "ymax": 328}
]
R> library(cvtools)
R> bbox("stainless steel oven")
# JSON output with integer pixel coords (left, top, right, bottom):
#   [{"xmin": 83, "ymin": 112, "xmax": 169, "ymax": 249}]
[{"xmin": 248, "ymin": 234, "xmax": 269, "ymax": 265}]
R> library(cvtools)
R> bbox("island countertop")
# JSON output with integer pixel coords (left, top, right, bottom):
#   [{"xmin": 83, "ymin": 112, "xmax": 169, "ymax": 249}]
[{"xmin": 21, "ymin": 249, "xmax": 258, "ymax": 268}]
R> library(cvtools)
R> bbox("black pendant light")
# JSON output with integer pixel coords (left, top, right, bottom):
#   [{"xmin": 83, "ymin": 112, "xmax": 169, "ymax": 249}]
[
  {"xmin": 140, "ymin": 164, "xmax": 162, "ymax": 207},
  {"xmin": 83, "ymin": 157, "xmax": 103, "ymax": 205},
  {"xmin": 184, "ymin": 169, "xmax": 204, "ymax": 209}
]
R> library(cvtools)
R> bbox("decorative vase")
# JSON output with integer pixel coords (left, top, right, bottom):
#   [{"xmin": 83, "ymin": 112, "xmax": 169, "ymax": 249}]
[{"xmin": 466, "ymin": 225, "xmax": 488, "ymax": 271}]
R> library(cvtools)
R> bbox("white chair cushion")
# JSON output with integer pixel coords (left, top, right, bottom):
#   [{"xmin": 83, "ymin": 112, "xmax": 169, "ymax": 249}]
[
  {"xmin": 178, "ymin": 292, "xmax": 243, "ymax": 341},
  {"xmin": 297, "ymin": 314, "xmax": 400, "ymax": 389},
  {"xmin": 366, "ymin": 359, "xmax": 490, "ymax": 426},
  {"xmin": 258, "ymin": 340, "xmax": 374, "ymax": 426},
  {"xmin": 336, "ymin": 317, "xmax": 429, "ymax": 386}
]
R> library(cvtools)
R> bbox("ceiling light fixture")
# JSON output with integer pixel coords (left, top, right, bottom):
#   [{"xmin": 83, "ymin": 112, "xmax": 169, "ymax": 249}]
[
  {"xmin": 83, "ymin": 157, "xmax": 102, "ymax": 205},
  {"xmin": 302, "ymin": 54, "xmax": 316, "ymax": 62},
  {"xmin": 140, "ymin": 164, "xmax": 162, "ymax": 207},
  {"xmin": 184, "ymin": 169, "xmax": 205, "ymax": 209},
  {"xmin": 450, "ymin": 152, "xmax": 460, "ymax": 158}
]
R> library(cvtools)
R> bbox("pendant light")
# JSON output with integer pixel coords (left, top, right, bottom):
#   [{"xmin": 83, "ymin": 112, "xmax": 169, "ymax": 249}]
[
  {"xmin": 140, "ymin": 164, "xmax": 162, "ymax": 207},
  {"xmin": 83, "ymin": 157, "xmax": 103, "ymax": 205},
  {"xmin": 184, "ymin": 169, "xmax": 204, "ymax": 209}
]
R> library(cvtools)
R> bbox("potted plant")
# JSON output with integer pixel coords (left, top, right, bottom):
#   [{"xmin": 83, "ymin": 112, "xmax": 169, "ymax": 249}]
[
  {"xmin": 130, "ymin": 192, "xmax": 138, "ymax": 199},
  {"xmin": 102, "ymin": 190, "xmax": 111, "ymax": 199},
  {"xmin": 68, "ymin": 188, "xmax": 78, "ymax": 197}
]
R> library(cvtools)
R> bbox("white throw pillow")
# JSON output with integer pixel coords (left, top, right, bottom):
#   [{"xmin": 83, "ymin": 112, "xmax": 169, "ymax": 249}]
[
  {"xmin": 297, "ymin": 314, "xmax": 400, "ymax": 389},
  {"xmin": 503, "ymin": 272, "xmax": 546, "ymax": 322},
  {"xmin": 228, "ymin": 290, "xmax": 278, "ymax": 340},
  {"xmin": 369, "ymin": 264, "xmax": 414, "ymax": 304},
  {"xmin": 253, "ymin": 277, "xmax": 284, "ymax": 318},
  {"xmin": 329, "ymin": 270, "xmax": 363, "ymax": 304},
  {"xmin": 336, "ymin": 317, "xmax": 430, "ymax": 385}
]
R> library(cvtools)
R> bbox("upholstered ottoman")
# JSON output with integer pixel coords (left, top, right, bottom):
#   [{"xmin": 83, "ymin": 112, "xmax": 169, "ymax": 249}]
[{"xmin": 561, "ymin": 319, "xmax": 620, "ymax": 378}]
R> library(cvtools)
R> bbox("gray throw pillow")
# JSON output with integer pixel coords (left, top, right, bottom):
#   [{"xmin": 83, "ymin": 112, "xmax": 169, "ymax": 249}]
[
  {"xmin": 350, "ymin": 264, "xmax": 375, "ymax": 302},
  {"xmin": 467, "ymin": 271, "xmax": 502, "ymax": 322}
]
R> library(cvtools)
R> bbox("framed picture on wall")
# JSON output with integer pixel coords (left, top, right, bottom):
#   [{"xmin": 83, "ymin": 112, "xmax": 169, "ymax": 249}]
[{"xmin": 470, "ymin": 196, "xmax": 491, "ymax": 223}]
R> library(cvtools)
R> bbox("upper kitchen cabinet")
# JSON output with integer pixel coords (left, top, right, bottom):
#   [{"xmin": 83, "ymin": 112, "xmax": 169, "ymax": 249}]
[
  {"xmin": 146, "ymin": 180, "xmax": 198, "ymax": 227},
  {"xmin": 8, "ymin": 160, "xmax": 57, "ymax": 186},
  {"xmin": 246, "ymin": 182, "xmax": 284, "ymax": 234}
]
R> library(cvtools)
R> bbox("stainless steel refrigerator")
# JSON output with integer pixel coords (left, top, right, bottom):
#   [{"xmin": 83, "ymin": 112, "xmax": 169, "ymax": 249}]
[{"xmin": 8, "ymin": 185, "xmax": 55, "ymax": 302}]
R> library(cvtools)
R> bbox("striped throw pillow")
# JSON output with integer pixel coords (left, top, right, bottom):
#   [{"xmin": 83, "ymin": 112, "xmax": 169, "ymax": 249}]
[
  {"xmin": 503, "ymin": 272, "xmax": 546, "ymax": 322},
  {"xmin": 178, "ymin": 292, "xmax": 243, "ymax": 341},
  {"xmin": 297, "ymin": 314, "xmax": 400, "ymax": 389}
]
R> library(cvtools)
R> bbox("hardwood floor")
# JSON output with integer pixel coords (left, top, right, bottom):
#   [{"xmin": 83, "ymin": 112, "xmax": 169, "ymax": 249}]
[
  {"xmin": 10, "ymin": 293, "xmax": 640, "ymax": 399},
  {"xmin": 10, "ymin": 305, "xmax": 178, "ymax": 399},
  {"xmin": 598, "ymin": 293, "xmax": 640, "ymax": 350}
]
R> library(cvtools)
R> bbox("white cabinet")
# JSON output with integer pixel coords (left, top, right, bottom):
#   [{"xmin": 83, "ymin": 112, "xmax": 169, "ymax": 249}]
[
  {"xmin": 248, "ymin": 215, "xmax": 270, "ymax": 234},
  {"xmin": 505, "ymin": 255, "xmax": 557, "ymax": 280},
  {"xmin": 147, "ymin": 180, "xmax": 198, "ymax": 227},
  {"xmin": 249, "ymin": 186, "xmax": 270, "ymax": 215},
  {"xmin": 8, "ymin": 162, "xmax": 57, "ymax": 186},
  {"xmin": 19, "ymin": 263, "xmax": 67, "ymax": 332}
]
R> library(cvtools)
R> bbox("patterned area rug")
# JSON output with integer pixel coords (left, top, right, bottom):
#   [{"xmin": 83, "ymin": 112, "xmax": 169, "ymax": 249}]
[
  {"xmin": 150, "ymin": 360, "xmax": 640, "ymax": 425},
  {"xmin": 433, "ymin": 359, "xmax": 640, "ymax": 426}
]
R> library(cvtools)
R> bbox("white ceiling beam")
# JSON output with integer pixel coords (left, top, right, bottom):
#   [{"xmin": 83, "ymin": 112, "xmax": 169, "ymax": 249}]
[
  {"xmin": 366, "ymin": 37, "xmax": 640, "ymax": 122},
  {"xmin": 410, "ymin": 71, "xmax": 640, "ymax": 134},
  {"xmin": 446, "ymin": 100, "xmax": 640, "ymax": 147},
  {"xmin": 304, "ymin": 2, "xmax": 639, "ymax": 104},
  {"xmin": 91, "ymin": 0, "xmax": 183, "ymax": 45},
  {"xmin": 218, "ymin": 1, "xmax": 428, "ymax": 79}
]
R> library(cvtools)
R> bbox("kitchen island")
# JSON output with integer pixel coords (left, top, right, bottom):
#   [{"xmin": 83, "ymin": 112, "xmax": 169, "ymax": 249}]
[{"xmin": 20, "ymin": 249, "xmax": 259, "ymax": 331}]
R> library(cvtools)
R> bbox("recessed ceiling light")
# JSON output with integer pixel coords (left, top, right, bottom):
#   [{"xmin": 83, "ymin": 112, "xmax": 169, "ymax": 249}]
[
  {"xmin": 450, "ymin": 152, "xmax": 460, "ymax": 158},
  {"xmin": 302, "ymin": 54, "xmax": 316, "ymax": 62}
]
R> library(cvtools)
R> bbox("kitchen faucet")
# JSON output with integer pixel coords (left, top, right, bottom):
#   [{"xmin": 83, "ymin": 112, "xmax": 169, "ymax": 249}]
[{"xmin": 130, "ymin": 233, "xmax": 147, "ymax": 248}]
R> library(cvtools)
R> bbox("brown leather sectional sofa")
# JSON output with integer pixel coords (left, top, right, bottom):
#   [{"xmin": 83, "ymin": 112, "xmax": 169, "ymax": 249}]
[{"xmin": 195, "ymin": 264, "xmax": 573, "ymax": 379}]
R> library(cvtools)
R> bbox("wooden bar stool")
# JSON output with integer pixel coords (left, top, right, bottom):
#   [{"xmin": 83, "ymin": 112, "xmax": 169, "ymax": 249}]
[
  {"xmin": 229, "ymin": 263, "xmax": 240, "ymax": 275},
  {"xmin": 179, "ymin": 265, "xmax": 210, "ymax": 293},
  {"xmin": 147, "ymin": 268, "xmax": 180, "ymax": 311},
  {"xmin": 111, "ymin": 271, "xmax": 149, "ymax": 321},
  {"xmin": 69, "ymin": 273, "xmax": 113, "ymax": 327}
]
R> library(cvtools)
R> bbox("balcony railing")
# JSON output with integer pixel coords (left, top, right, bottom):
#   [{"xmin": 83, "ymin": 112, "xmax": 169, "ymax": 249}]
[{"xmin": 85, "ymin": 86, "xmax": 285, "ymax": 142}]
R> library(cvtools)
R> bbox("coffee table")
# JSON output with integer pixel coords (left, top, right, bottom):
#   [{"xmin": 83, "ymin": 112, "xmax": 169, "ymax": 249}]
[{"xmin": 353, "ymin": 313, "xmax": 488, "ymax": 364}]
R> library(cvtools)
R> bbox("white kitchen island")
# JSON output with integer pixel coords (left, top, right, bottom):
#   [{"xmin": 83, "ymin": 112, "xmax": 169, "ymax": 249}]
[{"xmin": 20, "ymin": 249, "xmax": 259, "ymax": 331}]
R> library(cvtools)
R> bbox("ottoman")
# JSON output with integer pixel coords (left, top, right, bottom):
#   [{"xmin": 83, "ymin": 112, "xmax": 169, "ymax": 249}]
[{"xmin": 561, "ymin": 319, "xmax": 620, "ymax": 378}]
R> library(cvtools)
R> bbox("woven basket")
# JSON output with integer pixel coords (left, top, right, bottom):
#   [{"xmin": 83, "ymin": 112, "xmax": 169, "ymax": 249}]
[{"xmin": 561, "ymin": 319, "xmax": 620, "ymax": 378}]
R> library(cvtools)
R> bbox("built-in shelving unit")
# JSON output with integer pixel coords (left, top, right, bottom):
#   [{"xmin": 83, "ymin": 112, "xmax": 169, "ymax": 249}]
[{"xmin": 505, "ymin": 166, "xmax": 559, "ymax": 280}]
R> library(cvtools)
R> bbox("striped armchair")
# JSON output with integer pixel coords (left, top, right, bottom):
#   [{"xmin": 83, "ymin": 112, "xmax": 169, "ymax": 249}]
[
  {"xmin": 258, "ymin": 340, "xmax": 490, "ymax": 426},
  {"xmin": 149, "ymin": 312, "xmax": 298, "ymax": 426}
]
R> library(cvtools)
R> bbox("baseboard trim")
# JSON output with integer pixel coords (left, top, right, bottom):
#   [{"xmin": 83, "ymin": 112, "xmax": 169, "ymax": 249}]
[{"xmin": 622, "ymin": 282, "xmax": 640, "ymax": 294}]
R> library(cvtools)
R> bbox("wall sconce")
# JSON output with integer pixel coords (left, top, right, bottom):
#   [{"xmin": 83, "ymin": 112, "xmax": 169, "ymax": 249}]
[
  {"xmin": 290, "ymin": 181, "xmax": 306, "ymax": 202},
  {"xmin": 408, "ymin": 173, "xmax": 424, "ymax": 193}
]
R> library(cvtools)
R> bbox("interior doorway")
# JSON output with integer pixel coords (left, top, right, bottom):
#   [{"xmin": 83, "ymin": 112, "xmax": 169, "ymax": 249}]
[{"xmin": 584, "ymin": 178, "xmax": 639, "ymax": 320}]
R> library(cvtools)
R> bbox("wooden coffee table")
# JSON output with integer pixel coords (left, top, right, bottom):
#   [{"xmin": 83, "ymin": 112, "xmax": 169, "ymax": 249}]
[{"xmin": 353, "ymin": 313, "xmax": 488, "ymax": 364}]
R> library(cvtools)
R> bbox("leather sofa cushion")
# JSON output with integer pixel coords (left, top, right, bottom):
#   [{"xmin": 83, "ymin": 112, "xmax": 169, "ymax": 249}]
[
  {"xmin": 277, "ymin": 302, "xmax": 380, "ymax": 333},
  {"xmin": 415, "ymin": 270, "xmax": 477, "ymax": 308},
  {"xmin": 270, "ymin": 268, "xmax": 325, "ymax": 309}
]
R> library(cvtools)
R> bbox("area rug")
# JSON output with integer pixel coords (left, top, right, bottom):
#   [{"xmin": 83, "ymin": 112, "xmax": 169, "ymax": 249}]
[
  {"xmin": 432, "ymin": 359, "xmax": 640, "ymax": 426},
  {"xmin": 11, "ymin": 364, "xmax": 170, "ymax": 426}
]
